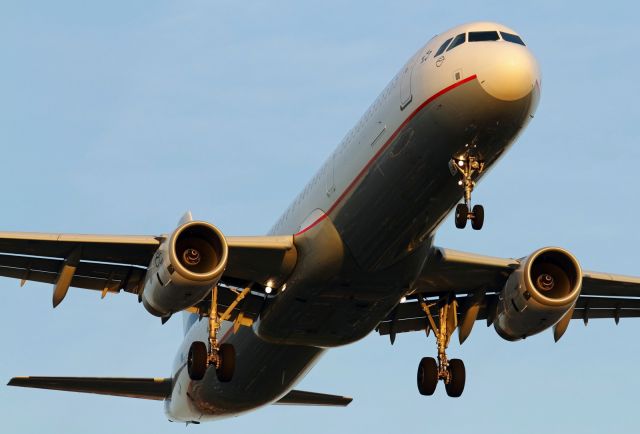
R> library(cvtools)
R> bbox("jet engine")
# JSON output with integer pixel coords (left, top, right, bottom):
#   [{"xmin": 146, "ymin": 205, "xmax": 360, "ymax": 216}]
[
  {"xmin": 494, "ymin": 247, "xmax": 582, "ymax": 341},
  {"xmin": 141, "ymin": 221, "xmax": 228, "ymax": 317}
]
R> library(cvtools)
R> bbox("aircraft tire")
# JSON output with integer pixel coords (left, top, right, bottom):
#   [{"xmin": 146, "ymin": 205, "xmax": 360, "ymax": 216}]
[
  {"xmin": 445, "ymin": 358, "xmax": 465, "ymax": 397},
  {"xmin": 188, "ymin": 341, "xmax": 208, "ymax": 381},
  {"xmin": 471, "ymin": 205, "xmax": 484, "ymax": 230},
  {"xmin": 455, "ymin": 204, "xmax": 468, "ymax": 229},
  {"xmin": 417, "ymin": 357, "xmax": 438, "ymax": 396},
  {"xmin": 216, "ymin": 343, "xmax": 236, "ymax": 383}
]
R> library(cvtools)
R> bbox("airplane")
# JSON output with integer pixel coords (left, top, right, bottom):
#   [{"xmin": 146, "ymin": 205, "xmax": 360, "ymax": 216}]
[{"xmin": 5, "ymin": 20, "xmax": 640, "ymax": 423}]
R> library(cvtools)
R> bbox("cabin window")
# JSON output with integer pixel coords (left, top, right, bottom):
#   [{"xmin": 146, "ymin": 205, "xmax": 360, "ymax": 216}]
[
  {"xmin": 434, "ymin": 37, "xmax": 453, "ymax": 56},
  {"xmin": 447, "ymin": 33, "xmax": 466, "ymax": 52},
  {"xmin": 500, "ymin": 31, "xmax": 526, "ymax": 46},
  {"xmin": 468, "ymin": 31, "xmax": 500, "ymax": 42}
]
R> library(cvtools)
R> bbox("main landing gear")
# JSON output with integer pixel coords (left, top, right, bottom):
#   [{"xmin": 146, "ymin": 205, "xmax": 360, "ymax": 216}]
[
  {"xmin": 416, "ymin": 294, "xmax": 466, "ymax": 397},
  {"xmin": 187, "ymin": 286, "xmax": 236, "ymax": 383},
  {"xmin": 451, "ymin": 153, "xmax": 485, "ymax": 230}
]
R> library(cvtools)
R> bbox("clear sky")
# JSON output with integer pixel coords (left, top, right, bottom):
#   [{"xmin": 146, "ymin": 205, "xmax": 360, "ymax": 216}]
[{"xmin": 1, "ymin": 1, "xmax": 638, "ymax": 433}]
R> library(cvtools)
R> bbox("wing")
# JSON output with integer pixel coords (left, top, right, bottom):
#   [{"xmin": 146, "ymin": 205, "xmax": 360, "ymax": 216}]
[
  {"xmin": 0, "ymin": 230, "xmax": 297, "ymax": 311},
  {"xmin": 377, "ymin": 247, "xmax": 640, "ymax": 340}
]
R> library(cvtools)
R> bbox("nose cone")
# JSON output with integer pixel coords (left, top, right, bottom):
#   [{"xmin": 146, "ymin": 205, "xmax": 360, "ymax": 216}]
[{"xmin": 479, "ymin": 44, "xmax": 540, "ymax": 102}]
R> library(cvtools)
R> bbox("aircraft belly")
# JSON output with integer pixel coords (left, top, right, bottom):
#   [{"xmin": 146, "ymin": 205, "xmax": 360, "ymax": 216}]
[
  {"xmin": 169, "ymin": 78, "xmax": 539, "ymax": 422},
  {"xmin": 255, "ymin": 210, "xmax": 430, "ymax": 347},
  {"xmin": 332, "ymin": 78, "xmax": 536, "ymax": 271}
]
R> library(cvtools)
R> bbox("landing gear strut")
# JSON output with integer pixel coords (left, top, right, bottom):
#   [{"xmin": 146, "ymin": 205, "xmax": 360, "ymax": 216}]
[
  {"xmin": 416, "ymin": 294, "xmax": 466, "ymax": 397},
  {"xmin": 452, "ymin": 153, "xmax": 485, "ymax": 230},
  {"xmin": 187, "ymin": 286, "xmax": 236, "ymax": 382}
]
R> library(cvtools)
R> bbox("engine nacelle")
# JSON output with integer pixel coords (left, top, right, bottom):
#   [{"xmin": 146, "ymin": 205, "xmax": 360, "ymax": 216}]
[
  {"xmin": 141, "ymin": 221, "xmax": 228, "ymax": 317},
  {"xmin": 494, "ymin": 247, "xmax": 582, "ymax": 341}
]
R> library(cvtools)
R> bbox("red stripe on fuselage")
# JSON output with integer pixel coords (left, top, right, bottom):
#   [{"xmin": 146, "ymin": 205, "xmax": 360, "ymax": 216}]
[{"xmin": 294, "ymin": 74, "xmax": 478, "ymax": 236}]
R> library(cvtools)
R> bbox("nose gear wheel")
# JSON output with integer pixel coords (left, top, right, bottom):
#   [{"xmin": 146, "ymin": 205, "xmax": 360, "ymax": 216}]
[{"xmin": 451, "ymin": 153, "xmax": 485, "ymax": 230}]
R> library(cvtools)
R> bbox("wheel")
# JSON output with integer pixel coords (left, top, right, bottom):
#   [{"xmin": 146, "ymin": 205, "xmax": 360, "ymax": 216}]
[
  {"xmin": 216, "ymin": 343, "xmax": 236, "ymax": 383},
  {"xmin": 471, "ymin": 205, "xmax": 484, "ymax": 230},
  {"xmin": 445, "ymin": 358, "xmax": 465, "ymax": 397},
  {"xmin": 455, "ymin": 204, "xmax": 468, "ymax": 229},
  {"xmin": 417, "ymin": 357, "xmax": 438, "ymax": 396},
  {"xmin": 187, "ymin": 341, "xmax": 207, "ymax": 381}
]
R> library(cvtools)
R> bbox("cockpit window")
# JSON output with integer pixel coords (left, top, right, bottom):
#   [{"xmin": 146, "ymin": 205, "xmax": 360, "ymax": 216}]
[
  {"xmin": 434, "ymin": 37, "xmax": 453, "ymax": 56},
  {"xmin": 447, "ymin": 33, "xmax": 466, "ymax": 52},
  {"xmin": 500, "ymin": 31, "xmax": 526, "ymax": 46},
  {"xmin": 468, "ymin": 31, "xmax": 500, "ymax": 42}
]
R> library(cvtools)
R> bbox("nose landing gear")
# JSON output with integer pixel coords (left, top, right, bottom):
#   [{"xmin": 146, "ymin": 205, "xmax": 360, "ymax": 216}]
[
  {"xmin": 416, "ymin": 294, "xmax": 466, "ymax": 398},
  {"xmin": 451, "ymin": 154, "xmax": 485, "ymax": 230},
  {"xmin": 187, "ymin": 286, "xmax": 236, "ymax": 383}
]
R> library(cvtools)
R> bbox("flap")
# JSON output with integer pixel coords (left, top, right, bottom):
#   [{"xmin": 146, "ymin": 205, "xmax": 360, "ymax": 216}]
[
  {"xmin": 0, "ymin": 253, "xmax": 146, "ymax": 294},
  {"xmin": 377, "ymin": 293, "xmax": 640, "ymax": 337}
]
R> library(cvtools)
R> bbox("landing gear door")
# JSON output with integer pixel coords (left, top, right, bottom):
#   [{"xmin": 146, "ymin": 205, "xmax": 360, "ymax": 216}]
[{"xmin": 400, "ymin": 60, "xmax": 415, "ymax": 111}]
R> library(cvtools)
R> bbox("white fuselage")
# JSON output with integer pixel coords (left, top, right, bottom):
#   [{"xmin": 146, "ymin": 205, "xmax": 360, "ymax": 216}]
[{"xmin": 166, "ymin": 21, "xmax": 540, "ymax": 422}]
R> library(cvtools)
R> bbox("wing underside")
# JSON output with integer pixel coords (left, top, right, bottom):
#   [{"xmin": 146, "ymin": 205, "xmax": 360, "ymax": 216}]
[
  {"xmin": 0, "ymin": 230, "xmax": 297, "ymax": 316},
  {"xmin": 377, "ymin": 247, "xmax": 640, "ymax": 338}
]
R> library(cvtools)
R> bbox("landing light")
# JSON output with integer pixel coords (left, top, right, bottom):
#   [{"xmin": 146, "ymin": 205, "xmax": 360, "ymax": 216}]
[
  {"xmin": 281, "ymin": 284, "xmax": 287, "ymax": 292},
  {"xmin": 265, "ymin": 286, "xmax": 273, "ymax": 294},
  {"xmin": 457, "ymin": 160, "xmax": 464, "ymax": 167},
  {"xmin": 400, "ymin": 296, "xmax": 407, "ymax": 303}
]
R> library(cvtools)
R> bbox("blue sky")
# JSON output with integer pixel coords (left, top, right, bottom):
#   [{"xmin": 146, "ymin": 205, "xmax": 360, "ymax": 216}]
[{"xmin": 1, "ymin": 1, "xmax": 638, "ymax": 433}]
